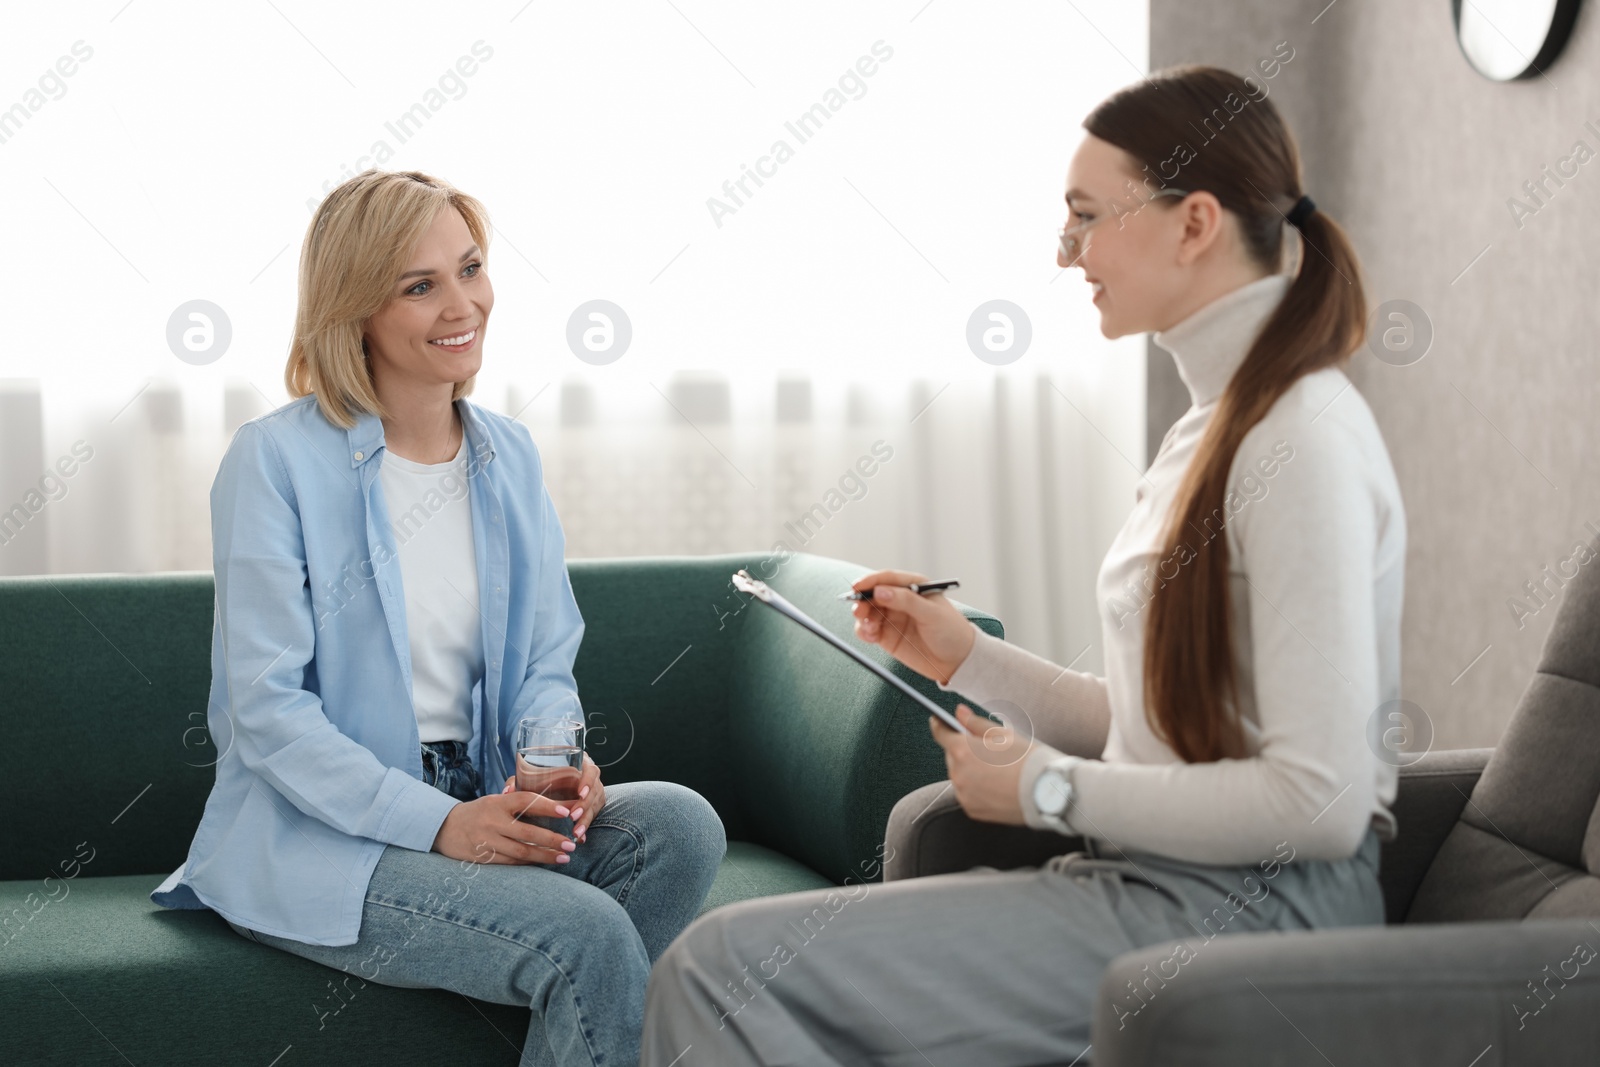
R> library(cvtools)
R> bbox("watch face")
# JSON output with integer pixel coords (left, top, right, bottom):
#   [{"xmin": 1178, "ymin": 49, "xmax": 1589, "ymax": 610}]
[{"xmin": 1034, "ymin": 770, "xmax": 1070, "ymax": 816}]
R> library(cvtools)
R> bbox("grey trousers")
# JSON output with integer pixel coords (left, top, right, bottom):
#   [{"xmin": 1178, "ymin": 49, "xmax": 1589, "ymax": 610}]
[{"xmin": 640, "ymin": 827, "xmax": 1383, "ymax": 1066}]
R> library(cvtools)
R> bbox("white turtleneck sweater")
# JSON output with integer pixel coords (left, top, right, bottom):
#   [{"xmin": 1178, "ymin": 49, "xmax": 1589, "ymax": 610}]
[{"xmin": 937, "ymin": 272, "xmax": 1406, "ymax": 864}]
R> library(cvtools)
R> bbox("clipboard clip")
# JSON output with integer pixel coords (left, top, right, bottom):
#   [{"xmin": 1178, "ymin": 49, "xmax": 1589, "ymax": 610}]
[
  {"xmin": 727, "ymin": 568, "xmax": 975, "ymax": 735},
  {"xmin": 731, "ymin": 568, "xmax": 773, "ymax": 602}
]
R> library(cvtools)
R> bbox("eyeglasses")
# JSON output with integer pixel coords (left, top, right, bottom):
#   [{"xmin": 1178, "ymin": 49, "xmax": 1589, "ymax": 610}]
[{"xmin": 1058, "ymin": 187, "xmax": 1190, "ymax": 266}]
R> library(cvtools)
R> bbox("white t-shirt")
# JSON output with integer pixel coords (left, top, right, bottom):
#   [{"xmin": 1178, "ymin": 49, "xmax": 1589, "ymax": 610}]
[
  {"xmin": 378, "ymin": 434, "xmax": 484, "ymax": 744},
  {"xmin": 939, "ymin": 272, "xmax": 1407, "ymax": 865}
]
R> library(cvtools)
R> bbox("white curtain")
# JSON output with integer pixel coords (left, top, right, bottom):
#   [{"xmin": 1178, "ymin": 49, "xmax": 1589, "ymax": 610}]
[{"xmin": 0, "ymin": 0, "xmax": 1148, "ymax": 672}]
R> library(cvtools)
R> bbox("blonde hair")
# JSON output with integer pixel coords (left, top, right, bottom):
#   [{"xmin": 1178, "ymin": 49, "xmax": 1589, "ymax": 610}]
[{"xmin": 285, "ymin": 169, "xmax": 491, "ymax": 429}]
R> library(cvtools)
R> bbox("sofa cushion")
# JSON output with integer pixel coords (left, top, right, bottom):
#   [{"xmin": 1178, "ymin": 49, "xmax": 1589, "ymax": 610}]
[
  {"xmin": 2, "ymin": 573, "xmax": 217, "ymax": 883},
  {"xmin": 0, "ymin": 842, "xmax": 827, "ymax": 1065},
  {"xmin": 1, "ymin": 561, "xmax": 763, "ymax": 884}
]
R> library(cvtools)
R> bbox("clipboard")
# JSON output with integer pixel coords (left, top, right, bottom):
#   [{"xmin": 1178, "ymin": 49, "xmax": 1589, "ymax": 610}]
[{"xmin": 731, "ymin": 569, "xmax": 975, "ymax": 735}]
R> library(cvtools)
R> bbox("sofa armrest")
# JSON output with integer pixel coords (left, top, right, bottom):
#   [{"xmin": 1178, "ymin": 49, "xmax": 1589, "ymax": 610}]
[
  {"xmin": 1093, "ymin": 917, "xmax": 1600, "ymax": 1066},
  {"xmin": 724, "ymin": 554, "xmax": 1005, "ymax": 885},
  {"xmin": 1382, "ymin": 747, "xmax": 1494, "ymax": 922},
  {"xmin": 566, "ymin": 552, "xmax": 1000, "ymax": 884},
  {"xmin": 883, "ymin": 780, "xmax": 1086, "ymax": 881}
]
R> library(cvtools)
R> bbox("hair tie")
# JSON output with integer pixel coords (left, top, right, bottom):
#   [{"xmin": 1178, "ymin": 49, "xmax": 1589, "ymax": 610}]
[{"xmin": 1285, "ymin": 194, "xmax": 1317, "ymax": 230}]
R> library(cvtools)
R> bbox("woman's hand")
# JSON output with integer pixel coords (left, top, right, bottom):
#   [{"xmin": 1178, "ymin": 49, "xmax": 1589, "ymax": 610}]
[
  {"xmin": 499, "ymin": 753, "xmax": 606, "ymax": 843},
  {"xmin": 850, "ymin": 569, "xmax": 978, "ymax": 685},
  {"xmin": 929, "ymin": 703, "xmax": 1029, "ymax": 825},
  {"xmin": 432, "ymin": 790, "xmax": 578, "ymax": 865}
]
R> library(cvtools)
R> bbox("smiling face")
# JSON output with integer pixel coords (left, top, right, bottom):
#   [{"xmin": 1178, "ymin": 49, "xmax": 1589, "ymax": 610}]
[
  {"xmin": 1060, "ymin": 133, "xmax": 1250, "ymax": 339},
  {"xmin": 362, "ymin": 205, "xmax": 492, "ymax": 396},
  {"xmin": 1059, "ymin": 134, "xmax": 1189, "ymax": 339}
]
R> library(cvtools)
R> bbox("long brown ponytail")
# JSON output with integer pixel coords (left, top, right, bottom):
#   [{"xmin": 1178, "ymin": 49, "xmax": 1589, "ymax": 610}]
[{"xmin": 1083, "ymin": 65, "xmax": 1368, "ymax": 763}]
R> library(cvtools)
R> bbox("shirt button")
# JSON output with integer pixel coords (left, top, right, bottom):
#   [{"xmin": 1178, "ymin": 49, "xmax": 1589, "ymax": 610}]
[{"xmin": 353, "ymin": 451, "xmax": 364, "ymax": 461}]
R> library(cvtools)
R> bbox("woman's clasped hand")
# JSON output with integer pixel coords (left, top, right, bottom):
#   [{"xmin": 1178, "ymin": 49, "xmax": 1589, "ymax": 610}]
[{"xmin": 431, "ymin": 752, "xmax": 607, "ymax": 864}]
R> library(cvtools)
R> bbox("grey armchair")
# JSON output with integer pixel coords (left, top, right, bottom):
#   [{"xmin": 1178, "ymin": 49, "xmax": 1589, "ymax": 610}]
[{"xmin": 885, "ymin": 545, "xmax": 1600, "ymax": 1065}]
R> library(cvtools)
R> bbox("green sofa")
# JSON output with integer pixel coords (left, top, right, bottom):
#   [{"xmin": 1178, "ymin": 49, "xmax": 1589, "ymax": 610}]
[{"xmin": 0, "ymin": 551, "xmax": 1002, "ymax": 1065}]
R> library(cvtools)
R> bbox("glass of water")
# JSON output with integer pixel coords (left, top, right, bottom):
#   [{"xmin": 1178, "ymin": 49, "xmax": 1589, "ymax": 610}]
[{"xmin": 514, "ymin": 703, "xmax": 585, "ymax": 836}]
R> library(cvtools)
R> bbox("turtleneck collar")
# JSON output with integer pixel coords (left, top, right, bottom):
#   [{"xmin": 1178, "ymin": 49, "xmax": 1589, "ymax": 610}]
[{"xmin": 1152, "ymin": 272, "xmax": 1292, "ymax": 408}]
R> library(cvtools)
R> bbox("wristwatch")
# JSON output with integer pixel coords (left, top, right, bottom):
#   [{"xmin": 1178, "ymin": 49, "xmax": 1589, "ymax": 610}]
[{"xmin": 1031, "ymin": 754, "xmax": 1082, "ymax": 835}]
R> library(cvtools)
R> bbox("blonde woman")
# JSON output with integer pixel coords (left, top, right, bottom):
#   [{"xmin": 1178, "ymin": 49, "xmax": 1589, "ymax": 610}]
[
  {"xmin": 151, "ymin": 169, "xmax": 726, "ymax": 1065},
  {"xmin": 642, "ymin": 64, "xmax": 1402, "ymax": 1065}
]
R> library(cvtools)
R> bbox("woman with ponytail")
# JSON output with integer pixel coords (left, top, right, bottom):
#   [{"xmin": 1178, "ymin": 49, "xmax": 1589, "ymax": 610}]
[{"xmin": 641, "ymin": 64, "xmax": 1403, "ymax": 1065}]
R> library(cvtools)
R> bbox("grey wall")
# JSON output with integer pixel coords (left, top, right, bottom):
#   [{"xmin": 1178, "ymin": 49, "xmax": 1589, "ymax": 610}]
[{"xmin": 1147, "ymin": 1, "xmax": 1600, "ymax": 750}]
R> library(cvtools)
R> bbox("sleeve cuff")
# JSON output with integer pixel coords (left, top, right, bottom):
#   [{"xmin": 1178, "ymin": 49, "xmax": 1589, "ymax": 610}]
[
  {"xmin": 1016, "ymin": 741, "xmax": 1070, "ymax": 832},
  {"xmin": 377, "ymin": 768, "xmax": 463, "ymax": 853}
]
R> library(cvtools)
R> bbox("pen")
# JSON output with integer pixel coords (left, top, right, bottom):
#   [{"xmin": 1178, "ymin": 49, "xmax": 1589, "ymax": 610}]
[{"xmin": 837, "ymin": 580, "xmax": 960, "ymax": 601}]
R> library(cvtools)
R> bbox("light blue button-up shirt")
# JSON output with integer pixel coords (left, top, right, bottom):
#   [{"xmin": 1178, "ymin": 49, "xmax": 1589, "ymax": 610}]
[{"xmin": 151, "ymin": 393, "xmax": 585, "ymax": 946}]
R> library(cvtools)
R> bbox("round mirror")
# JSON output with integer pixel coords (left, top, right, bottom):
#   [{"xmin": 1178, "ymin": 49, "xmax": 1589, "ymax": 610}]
[{"xmin": 1453, "ymin": 0, "xmax": 1583, "ymax": 81}]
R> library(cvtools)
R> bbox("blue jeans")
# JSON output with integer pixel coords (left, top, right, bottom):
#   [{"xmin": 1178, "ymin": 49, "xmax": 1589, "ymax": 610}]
[
  {"xmin": 226, "ymin": 741, "xmax": 727, "ymax": 1066},
  {"xmin": 419, "ymin": 738, "xmax": 484, "ymax": 801}
]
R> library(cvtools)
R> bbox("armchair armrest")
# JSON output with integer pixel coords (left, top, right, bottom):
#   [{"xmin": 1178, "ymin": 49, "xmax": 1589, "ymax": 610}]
[
  {"xmin": 1093, "ymin": 917, "xmax": 1600, "ymax": 1066},
  {"xmin": 885, "ymin": 746, "xmax": 1499, "ymax": 911},
  {"xmin": 1383, "ymin": 747, "xmax": 1494, "ymax": 921},
  {"xmin": 884, "ymin": 780, "xmax": 1086, "ymax": 881}
]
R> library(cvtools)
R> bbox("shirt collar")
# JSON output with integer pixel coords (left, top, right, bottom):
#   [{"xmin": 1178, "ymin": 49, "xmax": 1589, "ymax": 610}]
[
  {"xmin": 1152, "ymin": 272, "xmax": 1292, "ymax": 408},
  {"xmin": 345, "ymin": 397, "xmax": 496, "ymax": 469}
]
